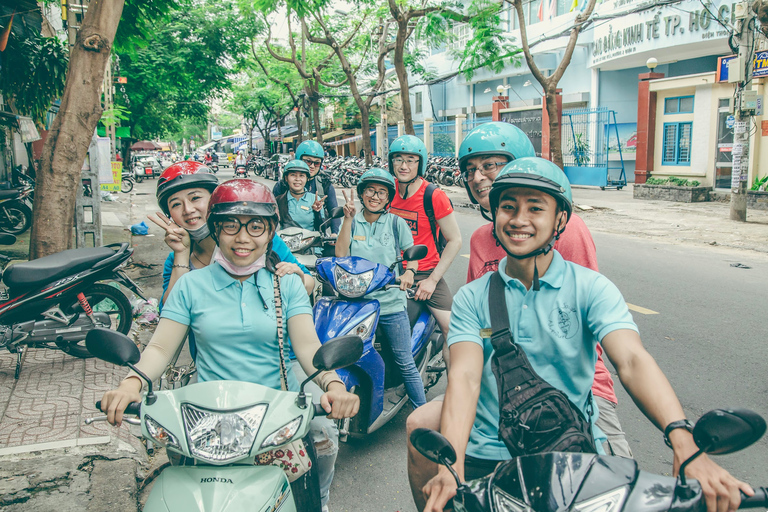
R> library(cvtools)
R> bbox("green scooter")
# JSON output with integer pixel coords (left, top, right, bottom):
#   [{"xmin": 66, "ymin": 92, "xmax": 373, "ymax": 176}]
[{"xmin": 84, "ymin": 328, "xmax": 363, "ymax": 511}]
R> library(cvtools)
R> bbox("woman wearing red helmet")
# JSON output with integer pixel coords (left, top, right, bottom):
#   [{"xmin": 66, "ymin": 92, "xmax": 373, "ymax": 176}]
[
  {"xmin": 100, "ymin": 180, "xmax": 359, "ymax": 512},
  {"xmin": 149, "ymin": 162, "xmax": 315, "ymax": 305}
]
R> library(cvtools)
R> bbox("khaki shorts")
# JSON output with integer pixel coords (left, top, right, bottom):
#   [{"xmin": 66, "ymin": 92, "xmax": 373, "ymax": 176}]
[
  {"xmin": 413, "ymin": 271, "xmax": 453, "ymax": 311},
  {"xmin": 595, "ymin": 396, "xmax": 633, "ymax": 458}
]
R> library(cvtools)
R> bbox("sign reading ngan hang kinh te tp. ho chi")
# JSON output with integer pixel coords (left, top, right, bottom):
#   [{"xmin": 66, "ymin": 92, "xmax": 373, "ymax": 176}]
[{"xmin": 589, "ymin": 0, "xmax": 736, "ymax": 67}]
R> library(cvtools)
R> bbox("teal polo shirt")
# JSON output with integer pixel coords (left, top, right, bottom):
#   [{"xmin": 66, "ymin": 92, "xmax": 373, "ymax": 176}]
[
  {"xmin": 348, "ymin": 211, "xmax": 414, "ymax": 315},
  {"xmin": 447, "ymin": 252, "xmax": 638, "ymax": 461},
  {"xmin": 161, "ymin": 263, "xmax": 313, "ymax": 391},
  {"xmin": 288, "ymin": 191, "xmax": 323, "ymax": 231}
]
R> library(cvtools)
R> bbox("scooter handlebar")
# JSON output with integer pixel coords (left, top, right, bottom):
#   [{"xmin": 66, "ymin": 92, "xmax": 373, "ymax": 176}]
[
  {"xmin": 95, "ymin": 401, "xmax": 141, "ymax": 417},
  {"xmin": 740, "ymin": 488, "xmax": 768, "ymax": 508},
  {"xmin": 314, "ymin": 403, "xmax": 328, "ymax": 417}
]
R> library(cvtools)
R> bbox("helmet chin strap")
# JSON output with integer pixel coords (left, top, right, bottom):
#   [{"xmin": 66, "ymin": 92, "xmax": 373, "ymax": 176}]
[
  {"xmin": 363, "ymin": 200, "xmax": 391, "ymax": 215},
  {"xmin": 397, "ymin": 176, "xmax": 419, "ymax": 200},
  {"xmin": 493, "ymin": 227, "xmax": 562, "ymax": 291}
]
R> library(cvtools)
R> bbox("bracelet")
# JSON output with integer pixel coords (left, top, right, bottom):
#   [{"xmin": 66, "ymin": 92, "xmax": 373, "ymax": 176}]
[
  {"xmin": 404, "ymin": 268, "xmax": 416, "ymax": 277},
  {"xmin": 172, "ymin": 264, "xmax": 191, "ymax": 270},
  {"xmin": 663, "ymin": 419, "xmax": 694, "ymax": 448}
]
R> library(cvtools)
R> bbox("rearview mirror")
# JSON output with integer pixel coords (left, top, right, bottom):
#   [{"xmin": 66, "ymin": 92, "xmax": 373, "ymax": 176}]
[
  {"xmin": 410, "ymin": 428, "xmax": 457, "ymax": 466},
  {"xmin": 330, "ymin": 206, "xmax": 345, "ymax": 219},
  {"xmin": 403, "ymin": 245, "xmax": 428, "ymax": 262},
  {"xmin": 0, "ymin": 233, "xmax": 16, "ymax": 245},
  {"xmin": 693, "ymin": 408, "xmax": 766, "ymax": 455},
  {"xmin": 85, "ymin": 328, "xmax": 141, "ymax": 366},
  {"xmin": 313, "ymin": 335, "xmax": 364, "ymax": 371}
]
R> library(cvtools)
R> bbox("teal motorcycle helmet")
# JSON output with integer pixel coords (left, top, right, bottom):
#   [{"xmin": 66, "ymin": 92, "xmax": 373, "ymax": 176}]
[
  {"xmin": 488, "ymin": 157, "xmax": 573, "ymax": 220},
  {"xmin": 282, "ymin": 159, "xmax": 312, "ymax": 185},
  {"xmin": 388, "ymin": 135, "xmax": 427, "ymax": 177},
  {"xmin": 459, "ymin": 122, "xmax": 536, "ymax": 206},
  {"xmin": 296, "ymin": 140, "xmax": 325, "ymax": 162},
  {"xmin": 357, "ymin": 168, "xmax": 396, "ymax": 213}
]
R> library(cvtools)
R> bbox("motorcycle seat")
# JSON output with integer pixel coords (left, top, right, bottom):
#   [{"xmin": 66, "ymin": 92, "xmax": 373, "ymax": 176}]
[
  {"xmin": 0, "ymin": 188, "xmax": 22, "ymax": 200},
  {"xmin": 407, "ymin": 298, "xmax": 429, "ymax": 329},
  {"xmin": 4, "ymin": 246, "xmax": 116, "ymax": 291}
]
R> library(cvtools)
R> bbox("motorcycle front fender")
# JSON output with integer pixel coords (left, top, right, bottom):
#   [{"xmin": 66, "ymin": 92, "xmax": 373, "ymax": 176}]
[{"xmin": 143, "ymin": 465, "xmax": 295, "ymax": 512}]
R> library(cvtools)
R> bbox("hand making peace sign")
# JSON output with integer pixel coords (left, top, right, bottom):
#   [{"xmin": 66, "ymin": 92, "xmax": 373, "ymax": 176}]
[
  {"xmin": 147, "ymin": 212, "xmax": 191, "ymax": 256},
  {"xmin": 341, "ymin": 189, "xmax": 357, "ymax": 219}
]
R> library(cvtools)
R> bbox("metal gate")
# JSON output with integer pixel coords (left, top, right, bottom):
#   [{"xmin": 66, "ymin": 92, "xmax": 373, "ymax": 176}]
[
  {"xmin": 431, "ymin": 121, "xmax": 457, "ymax": 157},
  {"xmin": 561, "ymin": 107, "xmax": 626, "ymax": 189}
]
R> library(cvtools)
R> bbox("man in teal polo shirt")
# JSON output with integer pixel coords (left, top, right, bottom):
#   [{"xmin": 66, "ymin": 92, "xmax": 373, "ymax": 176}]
[
  {"xmin": 421, "ymin": 158, "xmax": 752, "ymax": 512},
  {"xmin": 336, "ymin": 168, "xmax": 426, "ymax": 409}
]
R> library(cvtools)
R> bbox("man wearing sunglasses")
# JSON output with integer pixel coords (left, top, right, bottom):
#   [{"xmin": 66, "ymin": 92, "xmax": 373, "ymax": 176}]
[{"xmin": 273, "ymin": 141, "xmax": 340, "ymax": 235}]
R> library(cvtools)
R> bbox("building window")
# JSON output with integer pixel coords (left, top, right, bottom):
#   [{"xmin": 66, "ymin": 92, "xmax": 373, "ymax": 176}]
[
  {"xmin": 415, "ymin": 92, "xmax": 423, "ymax": 114},
  {"xmin": 450, "ymin": 23, "xmax": 472, "ymax": 50},
  {"xmin": 662, "ymin": 122, "xmax": 692, "ymax": 165},
  {"xmin": 664, "ymin": 95, "xmax": 694, "ymax": 114},
  {"xmin": 528, "ymin": 0, "xmax": 541, "ymax": 24}
]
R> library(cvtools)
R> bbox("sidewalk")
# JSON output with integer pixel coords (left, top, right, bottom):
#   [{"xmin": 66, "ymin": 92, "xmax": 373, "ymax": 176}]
[{"xmin": 1, "ymin": 180, "xmax": 768, "ymax": 509}]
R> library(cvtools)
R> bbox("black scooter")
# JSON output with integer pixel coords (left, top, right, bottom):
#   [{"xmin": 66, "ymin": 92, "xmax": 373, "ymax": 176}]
[
  {"xmin": 412, "ymin": 408, "xmax": 768, "ymax": 512},
  {"xmin": 0, "ymin": 239, "xmax": 144, "ymax": 378}
]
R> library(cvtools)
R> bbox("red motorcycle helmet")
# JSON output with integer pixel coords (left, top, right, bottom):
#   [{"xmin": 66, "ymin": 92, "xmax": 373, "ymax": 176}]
[
  {"xmin": 156, "ymin": 161, "xmax": 218, "ymax": 216},
  {"xmin": 206, "ymin": 179, "xmax": 279, "ymax": 234}
]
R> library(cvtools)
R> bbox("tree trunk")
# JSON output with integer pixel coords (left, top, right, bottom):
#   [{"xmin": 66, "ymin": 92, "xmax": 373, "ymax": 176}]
[
  {"xmin": 545, "ymin": 85, "xmax": 563, "ymax": 169},
  {"xmin": 295, "ymin": 110, "xmax": 302, "ymax": 145},
  {"xmin": 30, "ymin": 0, "xmax": 126, "ymax": 259},
  {"xmin": 393, "ymin": 19, "xmax": 414, "ymax": 135},
  {"xmin": 360, "ymin": 108, "xmax": 372, "ymax": 164},
  {"xmin": 311, "ymin": 84, "xmax": 323, "ymax": 143}
]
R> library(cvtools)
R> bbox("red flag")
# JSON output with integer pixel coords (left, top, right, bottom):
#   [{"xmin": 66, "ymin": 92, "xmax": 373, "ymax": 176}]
[{"xmin": 537, "ymin": 0, "xmax": 544, "ymax": 21}]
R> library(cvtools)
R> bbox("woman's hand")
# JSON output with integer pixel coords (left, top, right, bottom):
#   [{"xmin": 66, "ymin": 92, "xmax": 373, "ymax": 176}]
[
  {"xmin": 400, "ymin": 268, "xmax": 415, "ymax": 291},
  {"xmin": 274, "ymin": 261, "xmax": 305, "ymax": 279},
  {"xmin": 148, "ymin": 212, "xmax": 190, "ymax": 256},
  {"xmin": 99, "ymin": 377, "xmax": 142, "ymax": 427},
  {"xmin": 341, "ymin": 190, "xmax": 356, "ymax": 219},
  {"xmin": 320, "ymin": 381, "xmax": 359, "ymax": 420}
]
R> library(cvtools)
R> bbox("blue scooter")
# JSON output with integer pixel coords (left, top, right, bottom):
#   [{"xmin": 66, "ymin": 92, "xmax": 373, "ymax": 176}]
[{"xmin": 313, "ymin": 245, "xmax": 446, "ymax": 440}]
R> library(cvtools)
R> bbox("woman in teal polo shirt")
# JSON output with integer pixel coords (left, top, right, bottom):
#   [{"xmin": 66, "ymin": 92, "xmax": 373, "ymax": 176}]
[
  {"xmin": 100, "ymin": 180, "xmax": 359, "ymax": 512},
  {"xmin": 336, "ymin": 168, "xmax": 426, "ymax": 409}
]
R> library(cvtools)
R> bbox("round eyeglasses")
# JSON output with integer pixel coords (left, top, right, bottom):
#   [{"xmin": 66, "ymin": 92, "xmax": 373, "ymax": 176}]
[{"xmin": 218, "ymin": 217, "xmax": 267, "ymax": 237}]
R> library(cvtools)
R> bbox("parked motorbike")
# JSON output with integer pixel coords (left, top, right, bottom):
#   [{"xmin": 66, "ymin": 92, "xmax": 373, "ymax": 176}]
[
  {"xmin": 313, "ymin": 245, "xmax": 445, "ymax": 441},
  {"xmin": 0, "ymin": 183, "xmax": 33, "ymax": 235},
  {"xmin": 235, "ymin": 164, "xmax": 248, "ymax": 178},
  {"xmin": 120, "ymin": 169, "xmax": 135, "ymax": 193},
  {"xmin": 411, "ymin": 408, "xmax": 768, "ymax": 512},
  {"xmin": 84, "ymin": 328, "xmax": 363, "ymax": 512},
  {"xmin": 0, "ymin": 242, "xmax": 143, "ymax": 378}
]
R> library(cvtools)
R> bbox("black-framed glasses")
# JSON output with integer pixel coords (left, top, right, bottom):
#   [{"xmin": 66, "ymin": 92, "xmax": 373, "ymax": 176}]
[
  {"xmin": 463, "ymin": 161, "xmax": 507, "ymax": 180},
  {"xmin": 302, "ymin": 158, "xmax": 322, "ymax": 168},
  {"xmin": 218, "ymin": 217, "xmax": 267, "ymax": 237},
  {"xmin": 363, "ymin": 187, "xmax": 389, "ymax": 200},
  {"xmin": 392, "ymin": 156, "xmax": 419, "ymax": 166}
]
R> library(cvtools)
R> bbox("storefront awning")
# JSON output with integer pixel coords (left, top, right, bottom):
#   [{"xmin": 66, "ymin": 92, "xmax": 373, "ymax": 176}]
[
  {"xmin": 320, "ymin": 129, "xmax": 348, "ymax": 140},
  {"xmin": 327, "ymin": 130, "xmax": 375, "ymax": 146}
]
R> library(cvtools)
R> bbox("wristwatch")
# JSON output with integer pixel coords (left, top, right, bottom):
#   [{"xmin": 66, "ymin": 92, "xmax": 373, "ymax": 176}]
[
  {"xmin": 663, "ymin": 419, "xmax": 694, "ymax": 448},
  {"xmin": 404, "ymin": 268, "xmax": 416, "ymax": 277}
]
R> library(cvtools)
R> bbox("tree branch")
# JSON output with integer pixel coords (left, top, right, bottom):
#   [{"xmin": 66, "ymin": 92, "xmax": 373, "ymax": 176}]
[{"xmin": 508, "ymin": 0, "xmax": 548, "ymax": 86}]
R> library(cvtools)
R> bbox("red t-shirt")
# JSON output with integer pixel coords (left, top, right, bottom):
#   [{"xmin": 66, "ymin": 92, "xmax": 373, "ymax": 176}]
[
  {"xmin": 466, "ymin": 215, "xmax": 618, "ymax": 404},
  {"xmin": 390, "ymin": 179, "xmax": 453, "ymax": 271}
]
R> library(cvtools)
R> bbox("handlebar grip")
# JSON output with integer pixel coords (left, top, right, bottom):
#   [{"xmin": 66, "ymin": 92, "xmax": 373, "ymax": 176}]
[
  {"xmin": 94, "ymin": 401, "xmax": 141, "ymax": 417},
  {"xmin": 314, "ymin": 403, "xmax": 328, "ymax": 417},
  {"xmin": 740, "ymin": 488, "xmax": 768, "ymax": 508}
]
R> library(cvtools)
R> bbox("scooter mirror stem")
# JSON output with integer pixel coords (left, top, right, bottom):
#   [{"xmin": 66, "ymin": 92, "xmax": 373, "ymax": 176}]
[
  {"xmin": 676, "ymin": 447, "xmax": 705, "ymax": 494},
  {"xmin": 440, "ymin": 456, "xmax": 462, "ymax": 488},
  {"xmin": 127, "ymin": 363, "xmax": 157, "ymax": 405},
  {"xmin": 298, "ymin": 369, "xmax": 323, "ymax": 409}
]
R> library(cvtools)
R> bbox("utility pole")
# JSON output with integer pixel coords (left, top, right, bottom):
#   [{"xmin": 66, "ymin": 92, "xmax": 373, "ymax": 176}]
[{"xmin": 730, "ymin": 1, "xmax": 757, "ymax": 221}]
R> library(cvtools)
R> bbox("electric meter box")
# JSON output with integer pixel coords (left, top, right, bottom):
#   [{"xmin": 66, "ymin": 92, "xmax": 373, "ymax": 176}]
[
  {"xmin": 728, "ymin": 56, "xmax": 745, "ymax": 83},
  {"xmin": 741, "ymin": 89, "xmax": 758, "ymax": 112}
]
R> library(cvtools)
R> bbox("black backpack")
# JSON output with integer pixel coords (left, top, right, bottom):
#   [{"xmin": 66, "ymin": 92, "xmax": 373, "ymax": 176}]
[
  {"xmin": 423, "ymin": 183, "xmax": 451, "ymax": 255},
  {"xmin": 487, "ymin": 271, "xmax": 597, "ymax": 456}
]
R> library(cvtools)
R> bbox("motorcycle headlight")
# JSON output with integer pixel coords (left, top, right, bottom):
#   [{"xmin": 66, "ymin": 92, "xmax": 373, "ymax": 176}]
[
  {"xmin": 344, "ymin": 312, "xmax": 376, "ymax": 340},
  {"xmin": 181, "ymin": 403, "xmax": 267, "ymax": 463},
  {"xmin": 573, "ymin": 487, "xmax": 627, "ymax": 512},
  {"xmin": 145, "ymin": 414, "xmax": 182, "ymax": 451},
  {"xmin": 333, "ymin": 267, "xmax": 374, "ymax": 298},
  {"xmin": 282, "ymin": 233, "xmax": 303, "ymax": 251},
  {"xmin": 260, "ymin": 416, "xmax": 303, "ymax": 449},
  {"xmin": 492, "ymin": 488, "xmax": 532, "ymax": 512}
]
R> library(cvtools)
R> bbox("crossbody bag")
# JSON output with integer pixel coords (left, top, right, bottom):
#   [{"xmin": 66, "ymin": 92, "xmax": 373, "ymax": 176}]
[{"xmin": 488, "ymin": 271, "xmax": 597, "ymax": 456}]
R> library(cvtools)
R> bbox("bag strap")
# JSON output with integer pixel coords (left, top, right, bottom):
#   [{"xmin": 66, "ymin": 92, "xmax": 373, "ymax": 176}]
[
  {"xmin": 423, "ymin": 183, "xmax": 440, "ymax": 250},
  {"xmin": 488, "ymin": 271, "xmax": 515, "ymax": 356},
  {"xmin": 273, "ymin": 273, "xmax": 289, "ymax": 392},
  {"xmin": 391, "ymin": 214, "xmax": 401, "ymax": 273}
]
